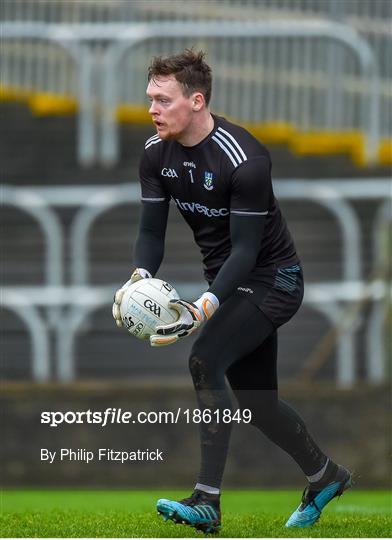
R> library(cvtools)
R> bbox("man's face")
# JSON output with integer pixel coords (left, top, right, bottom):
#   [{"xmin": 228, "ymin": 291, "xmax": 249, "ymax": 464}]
[{"xmin": 146, "ymin": 75, "xmax": 194, "ymax": 141}]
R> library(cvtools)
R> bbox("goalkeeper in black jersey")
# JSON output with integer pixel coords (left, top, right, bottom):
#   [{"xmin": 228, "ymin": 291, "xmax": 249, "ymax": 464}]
[{"xmin": 112, "ymin": 49, "xmax": 351, "ymax": 534}]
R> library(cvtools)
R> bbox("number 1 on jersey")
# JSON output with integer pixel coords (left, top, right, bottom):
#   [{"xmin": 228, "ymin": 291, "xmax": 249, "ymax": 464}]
[{"xmin": 188, "ymin": 169, "xmax": 194, "ymax": 183}]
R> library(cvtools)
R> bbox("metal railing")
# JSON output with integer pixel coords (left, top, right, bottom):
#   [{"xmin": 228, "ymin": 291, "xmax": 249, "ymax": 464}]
[
  {"xmin": 2, "ymin": 1, "xmax": 390, "ymax": 79},
  {"xmin": 1, "ymin": 180, "xmax": 390, "ymax": 386},
  {"xmin": 1, "ymin": 19, "xmax": 384, "ymax": 165}
]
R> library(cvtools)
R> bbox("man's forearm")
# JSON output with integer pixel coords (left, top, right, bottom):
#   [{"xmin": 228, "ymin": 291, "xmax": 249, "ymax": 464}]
[
  {"xmin": 207, "ymin": 246, "xmax": 258, "ymax": 302},
  {"xmin": 133, "ymin": 201, "xmax": 169, "ymax": 276},
  {"xmin": 134, "ymin": 228, "xmax": 165, "ymax": 276},
  {"xmin": 208, "ymin": 214, "xmax": 266, "ymax": 303}
]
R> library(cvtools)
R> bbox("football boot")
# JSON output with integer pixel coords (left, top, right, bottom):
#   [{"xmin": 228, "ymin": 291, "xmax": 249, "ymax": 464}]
[
  {"xmin": 157, "ymin": 489, "xmax": 221, "ymax": 534},
  {"xmin": 285, "ymin": 464, "xmax": 352, "ymax": 527}
]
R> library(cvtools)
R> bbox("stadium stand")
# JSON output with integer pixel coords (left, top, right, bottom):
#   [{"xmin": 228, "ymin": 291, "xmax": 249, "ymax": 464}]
[{"xmin": 1, "ymin": 0, "xmax": 391, "ymax": 166}]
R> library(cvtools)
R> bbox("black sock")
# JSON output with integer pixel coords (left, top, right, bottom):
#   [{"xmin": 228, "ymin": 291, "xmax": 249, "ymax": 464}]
[{"xmin": 309, "ymin": 461, "xmax": 338, "ymax": 490}]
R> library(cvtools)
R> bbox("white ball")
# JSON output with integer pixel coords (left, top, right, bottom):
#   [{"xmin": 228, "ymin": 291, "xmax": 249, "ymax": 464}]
[{"xmin": 120, "ymin": 278, "xmax": 179, "ymax": 339}]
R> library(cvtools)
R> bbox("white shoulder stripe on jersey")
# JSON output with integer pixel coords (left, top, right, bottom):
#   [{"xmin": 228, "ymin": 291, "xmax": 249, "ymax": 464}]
[
  {"xmin": 145, "ymin": 138, "xmax": 162, "ymax": 150},
  {"xmin": 212, "ymin": 135, "xmax": 239, "ymax": 167},
  {"xmin": 231, "ymin": 210, "xmax": 269, "ymax": 216},
  {"xmin": 145, "ymin": 134, "xmax": 159, "ymax": 146},
  {"xmin": 214, "ymin": 131, "xmax": 243, "ymax": 166},
  {"xmin": 218, "ymin": 127, "xmax": 247, "ymax": 161},
  {"xmin": 141, "ymin": 197, "xmax": 167, "ymax": 202}
]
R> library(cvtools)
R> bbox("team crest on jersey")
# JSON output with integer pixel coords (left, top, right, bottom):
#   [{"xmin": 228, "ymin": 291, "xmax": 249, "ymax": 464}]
[{"xmin": 203, "ymin": 172, "xmax": 214, "ymax": 191}]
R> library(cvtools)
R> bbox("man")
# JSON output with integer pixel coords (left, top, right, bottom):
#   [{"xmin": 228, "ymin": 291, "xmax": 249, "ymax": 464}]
[{"xmin": 112, "ymin": 49, "xmax": 351, "ymax": 534}]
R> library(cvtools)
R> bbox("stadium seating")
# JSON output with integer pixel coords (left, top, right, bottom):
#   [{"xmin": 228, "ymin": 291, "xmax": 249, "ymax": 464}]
[{"xmin": 1, "ymin": 105, "xmax": 389, "ymax": 384}]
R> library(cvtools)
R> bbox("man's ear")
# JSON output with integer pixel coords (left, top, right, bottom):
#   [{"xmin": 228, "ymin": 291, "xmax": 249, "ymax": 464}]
[{"xmin": 192, "ymin": 92, "xmax": 205, "ymax": 112}]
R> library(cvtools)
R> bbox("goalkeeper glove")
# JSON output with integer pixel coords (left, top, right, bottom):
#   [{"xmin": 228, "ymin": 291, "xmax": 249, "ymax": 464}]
[
  {"xmin": 112, "ymin": 268, "xmax": 152, "ymax": 328},
  {"xmin": 150, "ymin": 292, "xmax": 219, "ymax": 347}
]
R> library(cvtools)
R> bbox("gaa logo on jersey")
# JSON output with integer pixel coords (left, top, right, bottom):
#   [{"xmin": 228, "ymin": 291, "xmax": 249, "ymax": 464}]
[
  {"xmin": 161, "ymin": 167, "xmax": 178, "ymax": 178},
  {"xmin": 204, "ymin": 171, "xmax": 214, "ymax": 191}
]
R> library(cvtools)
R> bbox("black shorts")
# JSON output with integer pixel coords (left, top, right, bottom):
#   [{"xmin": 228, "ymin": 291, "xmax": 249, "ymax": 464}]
[{"xmin": 233, "ymin": 262, "xmax": 304, "ymax": 328}]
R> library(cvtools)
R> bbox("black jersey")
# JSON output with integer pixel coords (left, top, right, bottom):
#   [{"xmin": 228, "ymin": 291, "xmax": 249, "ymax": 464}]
[{"xmin": 139, "ymin": 115, "xmax": 298, "ymax": 283}]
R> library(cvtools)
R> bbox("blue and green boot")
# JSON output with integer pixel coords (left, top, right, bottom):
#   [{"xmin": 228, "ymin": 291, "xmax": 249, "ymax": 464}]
[
  {"xmin": 157, "ymin": 489, "xmax": 221, "ymax": 534},
  {"xmin": 285, "ymin": 464, "xmax": 352, "ymax": 527}
]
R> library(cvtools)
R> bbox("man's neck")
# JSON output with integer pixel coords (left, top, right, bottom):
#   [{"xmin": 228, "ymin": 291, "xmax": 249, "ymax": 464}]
[{"xmin": 178, "ymin": 113, "xmax": 214, "ymax": 147}]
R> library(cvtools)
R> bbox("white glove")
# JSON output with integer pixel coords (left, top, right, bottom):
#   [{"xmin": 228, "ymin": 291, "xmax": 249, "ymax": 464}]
[
  {"xmin": 150, "ymin": 292, "xmax": 219, "ymax": 347},
  {"xmin": 112, "ymin": 268, "xmax": 152, "ymax": 328}
]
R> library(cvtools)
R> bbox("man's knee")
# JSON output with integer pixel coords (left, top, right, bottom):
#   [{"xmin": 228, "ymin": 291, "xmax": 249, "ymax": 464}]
[
  {"xmin": 189, "ymin": 339, "xmax": 210, "ymax": 379},
  {"xmin": 189, "ymin": 337, "xmax": 220, "ymax": 389}
]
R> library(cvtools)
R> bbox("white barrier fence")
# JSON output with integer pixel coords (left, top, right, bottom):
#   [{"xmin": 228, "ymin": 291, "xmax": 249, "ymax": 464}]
[
  {"xmin": 1, "ymin": 179, "xmax": 390, "ymax": 387},
  {"xmin": 1, "ymin": 19, "xmax": 385, "ymax": 166},
  {"xmin": 1, "ymin": 0, "xmax": 390, "ymax": 133}
]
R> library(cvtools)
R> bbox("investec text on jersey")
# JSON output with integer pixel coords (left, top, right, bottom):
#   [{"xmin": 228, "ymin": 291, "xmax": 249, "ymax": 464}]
[{"xmin": 174, "ymin": 198, "xmax": 229, "ymax": 217}]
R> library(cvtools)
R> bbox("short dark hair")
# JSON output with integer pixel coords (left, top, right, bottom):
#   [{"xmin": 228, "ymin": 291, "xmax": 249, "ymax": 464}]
[{"xmin": 147, "ymin": 49, "xmax": 212, "ymax": 106}]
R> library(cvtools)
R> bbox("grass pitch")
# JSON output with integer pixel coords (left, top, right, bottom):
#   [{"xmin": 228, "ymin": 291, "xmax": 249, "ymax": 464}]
[{"xmin": 1, "ymin": 489, "xmax": 391, "ymax": 537}]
